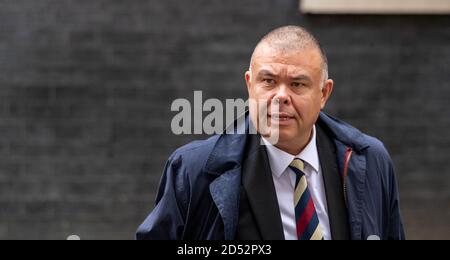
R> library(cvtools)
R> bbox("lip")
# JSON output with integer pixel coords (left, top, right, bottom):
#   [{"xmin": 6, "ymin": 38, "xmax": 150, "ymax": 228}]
[{"xmin": 268, "ymin": 113, "xmax": 295, "ymax": 125}]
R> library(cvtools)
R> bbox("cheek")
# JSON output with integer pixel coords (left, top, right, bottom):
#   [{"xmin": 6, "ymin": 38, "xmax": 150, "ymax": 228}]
[
  {"xmin": 252, "ymin": 88, "xmax": 273, "ymax": 104},
  {"xmin": 247, "ymin": 84, "xmax": 255, "ymax": 97},
  {"xmin": 248, "ymin": 84, "xmax": 261, "ymax": 98},
  {"xmin": 293, "ymin": 96, "xmax": 321, "ymax": 118}
]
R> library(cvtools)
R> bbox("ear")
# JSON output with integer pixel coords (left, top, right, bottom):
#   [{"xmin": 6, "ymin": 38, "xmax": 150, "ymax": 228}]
[
  {"xmin": 245, "ymin": 71, "xmax": 252, "ymax": 91},
  {"xmin": 320, "ymin": 79, "xmax": 334, "ymax": 109}
]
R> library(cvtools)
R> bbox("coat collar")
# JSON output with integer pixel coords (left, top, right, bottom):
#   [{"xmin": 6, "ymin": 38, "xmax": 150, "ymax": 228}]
[
  {"xmin": 318, "ymin": 112, "xmax": 370, "ymax": 153},
  {"xmin": 203, "ymin": 112, "xmax": 250, "ymax": 176},
  {"xmin": 204, "ymin": 111, "xmax": 370, "ymax": 176}
]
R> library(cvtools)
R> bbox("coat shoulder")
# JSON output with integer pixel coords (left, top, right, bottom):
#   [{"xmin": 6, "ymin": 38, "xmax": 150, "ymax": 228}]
[
  {"xmin": 168, "ymin": 135, "xmax": 220, "ymax": 175},
  {"xmin": 362, "ymin": 134, "xmax": 391, "ymax": 161},
  {"xmin": 363, "ymin": 134, "xmax": 392, "ymax": 164}
]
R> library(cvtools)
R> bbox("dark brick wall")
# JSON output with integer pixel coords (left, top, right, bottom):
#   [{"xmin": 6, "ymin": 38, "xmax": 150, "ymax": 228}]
[{"xmin": 0, "ymin": 0, "xmax": 448, "ymax": 239}]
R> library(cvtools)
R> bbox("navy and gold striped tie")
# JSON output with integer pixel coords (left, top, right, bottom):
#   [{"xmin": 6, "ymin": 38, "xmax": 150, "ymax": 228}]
[{"xmin": 289, "ymin": 158, "xmax": 324, "ymax": 240}]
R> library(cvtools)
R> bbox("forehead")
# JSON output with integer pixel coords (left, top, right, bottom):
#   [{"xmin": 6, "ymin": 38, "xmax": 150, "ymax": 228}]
[{"xmin": 252, "ymin": 45, "xmax": 323, "ymax": 76}]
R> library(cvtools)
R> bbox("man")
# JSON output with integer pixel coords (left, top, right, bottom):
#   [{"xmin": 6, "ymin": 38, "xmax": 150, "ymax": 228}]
[{"xmin": 137, "ymin": 26, "xmax": 405, "ymax": 240}]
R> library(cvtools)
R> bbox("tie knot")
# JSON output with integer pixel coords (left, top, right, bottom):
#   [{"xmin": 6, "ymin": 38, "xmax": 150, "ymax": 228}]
[{"xmin": 290, "ymin": 158, "xmax": 305, "ymax": 172}]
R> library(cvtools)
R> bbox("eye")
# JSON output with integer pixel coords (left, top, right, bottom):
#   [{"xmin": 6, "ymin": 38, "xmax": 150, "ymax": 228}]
[
  {"xmin": 291, "ymin": 82, "xmax": 304, "ymax": 88},
  {"xmin": 263, "ymin": 79, "xmax": 275, "ymax": 85}
]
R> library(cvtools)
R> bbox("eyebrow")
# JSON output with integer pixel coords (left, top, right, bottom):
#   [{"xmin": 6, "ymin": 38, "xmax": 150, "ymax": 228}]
[
  {"xmin": 290, "ymin": 75, "xmax": 312, "ymax": 82},
  {"xmin": 257, "ymin": 70, "xmax": 277, "ymax": 78},
  {"xmin": 256, "ymin": 70, "xmax": 313, "ymax": 82}
]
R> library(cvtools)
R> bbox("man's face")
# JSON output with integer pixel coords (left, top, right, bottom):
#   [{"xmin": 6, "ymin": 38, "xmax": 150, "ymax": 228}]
[{"xmin": 245, "ymin": 44, "xmax": 333, "ymax": 153}]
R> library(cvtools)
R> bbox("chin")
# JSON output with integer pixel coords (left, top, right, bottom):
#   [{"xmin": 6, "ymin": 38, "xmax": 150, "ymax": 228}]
[{"xmin": 267, "ymin": 127, "xmax": 296, "ymax": 144}]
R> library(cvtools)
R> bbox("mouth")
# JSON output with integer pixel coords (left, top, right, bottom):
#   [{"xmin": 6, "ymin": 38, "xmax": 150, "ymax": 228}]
[{"xmin": 268, "ymin": 113, "xmax": 295, "ymax": 123}]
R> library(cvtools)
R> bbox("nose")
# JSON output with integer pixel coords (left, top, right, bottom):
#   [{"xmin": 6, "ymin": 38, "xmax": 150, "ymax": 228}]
[{"xmin": 273, "ymin": 85, "xmax": 290, "ymax": 106}]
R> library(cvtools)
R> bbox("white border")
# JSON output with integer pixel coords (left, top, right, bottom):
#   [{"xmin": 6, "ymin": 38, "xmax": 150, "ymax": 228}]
[{"xmin": 300, "ymin": 0, "xmax": 450, "ymax": 14}]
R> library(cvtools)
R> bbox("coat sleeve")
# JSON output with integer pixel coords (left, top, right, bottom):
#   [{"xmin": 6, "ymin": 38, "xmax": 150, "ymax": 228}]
[
  {"xmin": 387, "ymin": 159, "xmax": 406, "ymax": 240},
  {"xmin": 136, "ymin": 155, "xmax": 189, "ymax": 240}
]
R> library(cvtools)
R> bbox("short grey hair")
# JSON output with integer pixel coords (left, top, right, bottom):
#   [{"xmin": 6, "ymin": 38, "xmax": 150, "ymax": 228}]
[{"xmin": 250, "ymin": 25, "xmax": 329, "ymax": 84}]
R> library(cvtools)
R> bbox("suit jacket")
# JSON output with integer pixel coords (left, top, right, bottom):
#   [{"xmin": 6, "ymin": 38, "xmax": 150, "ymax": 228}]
[{"xmin": 136, "ymin": 112, "xmax": 405, "ymax": 240}]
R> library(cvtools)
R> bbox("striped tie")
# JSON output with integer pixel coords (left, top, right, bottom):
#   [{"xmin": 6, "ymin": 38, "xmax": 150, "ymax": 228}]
[{"xmin": 289, "ymin": 158, "xmax": 324, "ymax": 240}]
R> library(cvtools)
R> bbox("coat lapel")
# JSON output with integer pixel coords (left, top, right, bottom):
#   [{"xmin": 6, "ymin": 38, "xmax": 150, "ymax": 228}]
[
  {"xmin": 316, "ymin": 123, "xmax": 351, "ymax": 240},
  {"xmin": 344, "ymin": 149, "xmax": 367, "ymax": 239},
  {"xmin": 205, "ymin": 113, "xmax": 250, "ymax": 240},
  {"xmin": 334, "ymin": 140, "xmax": 367, "ymax": 240},
  {"xmin": 209, "ymin": 168, "xmax": 242, "ymax": 240},
  {"xmin": 319, "ymin": 113, "xmax": 369, "ymax": 240}
]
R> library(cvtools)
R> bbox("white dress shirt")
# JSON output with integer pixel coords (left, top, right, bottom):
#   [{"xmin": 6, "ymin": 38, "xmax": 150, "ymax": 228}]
[{"xmin": 262, "ymin": 125, "xmax": 331, "ymax": 240}]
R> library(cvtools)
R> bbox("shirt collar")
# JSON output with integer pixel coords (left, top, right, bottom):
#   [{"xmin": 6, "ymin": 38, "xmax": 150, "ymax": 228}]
[{"xmin": 262, "ymin": 125, "xmax": 320, "ymax": 178}]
